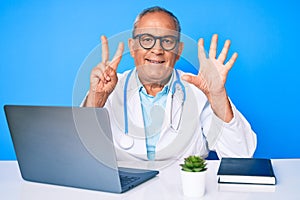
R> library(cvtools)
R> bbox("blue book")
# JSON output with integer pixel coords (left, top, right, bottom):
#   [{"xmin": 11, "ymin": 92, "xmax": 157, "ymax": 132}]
[{"xmin": 217, "ymin": 158, "xmax": 276, "ymax": 185}]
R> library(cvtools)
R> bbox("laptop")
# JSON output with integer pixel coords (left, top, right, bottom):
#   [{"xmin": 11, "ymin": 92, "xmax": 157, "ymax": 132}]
[{"xmin": 4, "ymin": 105, "xmax": 159, "ymax": 193}]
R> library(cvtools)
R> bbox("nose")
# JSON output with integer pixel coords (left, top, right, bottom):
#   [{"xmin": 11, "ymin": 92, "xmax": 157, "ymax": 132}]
[{"xmin": 151, "ymin": 38, "xmax": 164, "ymax": 54}]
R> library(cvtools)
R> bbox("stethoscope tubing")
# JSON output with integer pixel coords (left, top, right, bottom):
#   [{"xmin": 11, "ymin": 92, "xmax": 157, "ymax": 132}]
[
  {"xmin": 123, "ymin": 69, "xmax": 185, "ymax": 136},
  {"xmin": 123, "ymin": 69, "xmax": 134, "ymax": 135}
]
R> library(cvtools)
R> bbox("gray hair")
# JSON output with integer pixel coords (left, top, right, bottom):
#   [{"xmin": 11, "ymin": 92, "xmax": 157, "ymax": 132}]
[{"xmin": 132, "ymin": 6, "xmax": 181, "ymax": 38}]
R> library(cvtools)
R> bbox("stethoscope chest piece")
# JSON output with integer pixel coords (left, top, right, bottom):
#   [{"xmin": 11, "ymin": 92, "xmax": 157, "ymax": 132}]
[{"xmin": 119, "ymin": 134, "xmax": 134, "ymax": 150}]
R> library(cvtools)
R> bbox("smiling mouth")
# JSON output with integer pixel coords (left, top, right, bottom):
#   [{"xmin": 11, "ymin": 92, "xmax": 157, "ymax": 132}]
[{"xmin": 146, "ymin": 59, "xmax": 165, "ymax": 64}]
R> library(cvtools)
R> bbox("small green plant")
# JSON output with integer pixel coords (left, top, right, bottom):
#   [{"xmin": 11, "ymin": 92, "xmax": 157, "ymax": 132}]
[{"xmin": 180, "ymin": 155, "xmax": 207, "ymax": 172}]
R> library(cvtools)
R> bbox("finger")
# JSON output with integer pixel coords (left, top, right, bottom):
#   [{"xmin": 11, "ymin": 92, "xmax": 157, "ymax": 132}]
[
  {"xmin": 110, "ymin": 42, "xmax": 124, "ymax": 70},
  {"xmin": 101, "ymin": 35, "xmax": 109, "ymax": 64},
  {"xmin": 91, "ymin": 65, "xmax": 104, "ymax": 81},
  {"xmin": 103, "ymin": 66, "xmax": 116, "ymax": 82},
  {"xmin": 95, "ymin": 61, "xmax": 106, "ymax": 71},
  {"xmin": 198, "ymin": 38, "xmax": 206, "ymax": 62},
  {"xmin": 90, "ymin": 69, "xmax": 101, "ymax": 92},
  {"xmin": 225, "ymin": 52, "xmax": 238, "ymax": 71},
  {"xmin": 91, "ymin": 63, "xmax": 107, "ymax": 83},
  {"xmin": 218, "ymin": 39, "xmax": 230, "ymax": 64},
  {"xmin": 181, "ymin": 74, "xmax": 199, "ymax": 87},
  {"xmin": 209, "ymin": 34, "xmax": 218, "ymax": 59},
  {"xmin": 105, "ymin": 67, "xmax": 117, "ymax": 82},
  {"xmin": 99, "ymin": 71, "xmax": 107, "ymax": 84},
  {"xmin": 103, "ymin": 71, "xmax": 111, "ymax": 82},
  {"xmin": 95, "ymin": 81, "xmax": 104, "ymax": 93}
]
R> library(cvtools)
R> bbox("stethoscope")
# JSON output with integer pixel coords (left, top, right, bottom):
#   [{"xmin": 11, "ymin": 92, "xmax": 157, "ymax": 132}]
[{"xmin": 119, "ymin": 69, "xmax": 186, "ymax": 150}]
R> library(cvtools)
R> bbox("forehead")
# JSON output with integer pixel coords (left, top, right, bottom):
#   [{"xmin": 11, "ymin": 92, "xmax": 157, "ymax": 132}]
[{"xmin": 135, "ymin": 12, "xmax": 178, "ymax": 36}]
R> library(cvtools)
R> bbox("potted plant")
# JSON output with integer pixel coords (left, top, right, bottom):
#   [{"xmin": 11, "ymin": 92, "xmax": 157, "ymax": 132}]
[{"xmin": 180, "ymin": 155, "xmax": 207, "ymax": 197}]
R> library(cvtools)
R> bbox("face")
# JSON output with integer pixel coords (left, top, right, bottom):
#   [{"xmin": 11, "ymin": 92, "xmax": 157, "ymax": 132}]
[{"xmin": 129, "ymin": 12, "xmax": 183, "ymax": 85}]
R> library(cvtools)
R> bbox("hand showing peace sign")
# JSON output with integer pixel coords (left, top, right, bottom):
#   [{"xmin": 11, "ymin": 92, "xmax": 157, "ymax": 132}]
[
  {"xmin": 182, "ymin": 34, "xmax": 237, "ymax": 122},
  {"xmin": 86, "ymin": 35, "xmax": 124, "ymax": 107}
]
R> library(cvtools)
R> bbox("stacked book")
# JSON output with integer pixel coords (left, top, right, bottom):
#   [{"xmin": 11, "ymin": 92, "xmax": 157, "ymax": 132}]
[{"xmin": 217, "ymin": 158, "xmax": 276, "ymax": 185}]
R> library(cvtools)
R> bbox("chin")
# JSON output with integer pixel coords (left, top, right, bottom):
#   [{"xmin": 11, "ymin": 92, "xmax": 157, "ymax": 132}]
[
  {"xmin": 143, "ymin": 63, "xmax": 172, "ymax": 73},
  {"xmin": 138, "ymin": 66, "xmax": 173, "ymax": 85}
]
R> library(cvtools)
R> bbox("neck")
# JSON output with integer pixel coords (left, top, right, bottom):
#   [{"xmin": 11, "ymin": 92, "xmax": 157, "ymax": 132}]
[
  {"xmin": 143, "ymin": 83, "xmax": 164, "ymax": 96},
  {"xmin": 137, "ymin": 71, "xmax": 173, "ymax": 96}
]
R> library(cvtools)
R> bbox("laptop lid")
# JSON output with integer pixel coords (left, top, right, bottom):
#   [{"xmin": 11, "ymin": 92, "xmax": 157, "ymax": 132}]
[{"xmin": 4, "ymin": 105, "xmax": 158, "ymax": 193}]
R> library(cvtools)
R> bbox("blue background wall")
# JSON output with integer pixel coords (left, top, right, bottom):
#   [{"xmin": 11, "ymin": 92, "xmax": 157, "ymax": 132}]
[{"xmin": 1, "ymin": 0, "xmax": 299, "ymax": 160}]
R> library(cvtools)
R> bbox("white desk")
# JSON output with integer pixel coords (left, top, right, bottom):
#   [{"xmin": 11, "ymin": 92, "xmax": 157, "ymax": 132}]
[{"xmin": 1, "ymin": 159, "xmax": 300, "ymax": 200}]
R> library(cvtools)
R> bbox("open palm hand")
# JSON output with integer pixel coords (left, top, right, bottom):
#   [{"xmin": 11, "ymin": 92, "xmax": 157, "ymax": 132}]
[{"xmin": 182, "ymin": 34, "xmax": 238, "ymax": 101}]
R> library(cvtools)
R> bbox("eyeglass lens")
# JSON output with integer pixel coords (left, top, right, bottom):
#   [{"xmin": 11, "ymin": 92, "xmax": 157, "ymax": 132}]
[{"xmin": 138, "ymin": 34, "xmax": 178, "ymax": 51}]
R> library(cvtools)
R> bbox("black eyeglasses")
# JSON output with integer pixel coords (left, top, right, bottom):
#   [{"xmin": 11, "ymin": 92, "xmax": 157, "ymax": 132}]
[{"xmin": 133, "ymin": 33, "xmax": 179, "ymax": 51}]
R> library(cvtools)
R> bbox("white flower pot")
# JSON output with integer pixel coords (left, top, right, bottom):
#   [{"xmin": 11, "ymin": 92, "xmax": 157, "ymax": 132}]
[{"xmin": 180, "ymin": 170, "xmax": 206, "ymax": 197}]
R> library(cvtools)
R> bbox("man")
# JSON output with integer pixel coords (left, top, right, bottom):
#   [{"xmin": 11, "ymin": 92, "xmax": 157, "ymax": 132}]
[{"xmin": 82, "ymin": 6, "xmax": 257, "ymax": 161}]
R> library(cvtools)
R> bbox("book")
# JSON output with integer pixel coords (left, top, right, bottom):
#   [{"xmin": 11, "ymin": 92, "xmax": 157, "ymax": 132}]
[
  {"xmin": 217, "ymin": 158, "xmax": 276, "ymax": 185},
  {"xmin": 218, "ymin": 182, "xmax": 276, "ymax": 193}
]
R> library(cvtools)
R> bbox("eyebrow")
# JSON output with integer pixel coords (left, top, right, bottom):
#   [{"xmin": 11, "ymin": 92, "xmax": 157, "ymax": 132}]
[{"xmin": 133, "ymin": 32, "xmax": 179, "ymax": 38}]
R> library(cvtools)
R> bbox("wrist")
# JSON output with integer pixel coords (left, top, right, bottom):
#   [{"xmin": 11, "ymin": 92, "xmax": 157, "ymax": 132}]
[
  {"xmin": 207, "ymin": 90, "xmax": 233, "ymax": 123},
  {"xmin": 86, "ymin": 90, "xmax": 109, "ymax": 107}
]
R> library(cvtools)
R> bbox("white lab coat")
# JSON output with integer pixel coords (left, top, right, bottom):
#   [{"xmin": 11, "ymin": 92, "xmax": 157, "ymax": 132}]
[{"xmin": 82, "ymin": 69, "xmax": 257, "ymax": 163}]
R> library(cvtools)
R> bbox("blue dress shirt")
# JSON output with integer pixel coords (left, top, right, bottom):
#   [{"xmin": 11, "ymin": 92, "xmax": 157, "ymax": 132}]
[{"xmin": 136, "ymin": 72, "xmax": 174, "ymax": 160}]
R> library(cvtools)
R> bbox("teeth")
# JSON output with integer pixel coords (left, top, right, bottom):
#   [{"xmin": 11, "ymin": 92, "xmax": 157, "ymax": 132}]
[{"xmin": 147, "ymin": 59, "xmax": 164, "ymax": 64}]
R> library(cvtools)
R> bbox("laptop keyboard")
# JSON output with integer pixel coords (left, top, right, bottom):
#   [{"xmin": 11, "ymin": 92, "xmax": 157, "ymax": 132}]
[{"xmin": 120, "ymin": 175, "xmax": 140, "ymax": 187}]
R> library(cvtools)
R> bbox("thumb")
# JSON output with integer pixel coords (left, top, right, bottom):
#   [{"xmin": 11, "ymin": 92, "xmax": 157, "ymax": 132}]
[{"xmin": 181, "ymin": 74, "xmax": 199, "ymax": 86}]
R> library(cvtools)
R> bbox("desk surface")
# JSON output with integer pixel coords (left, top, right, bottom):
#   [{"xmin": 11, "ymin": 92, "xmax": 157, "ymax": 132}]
[{"xmin": 1, "ymin": 159, "xmax": 300, "ymax": 200}]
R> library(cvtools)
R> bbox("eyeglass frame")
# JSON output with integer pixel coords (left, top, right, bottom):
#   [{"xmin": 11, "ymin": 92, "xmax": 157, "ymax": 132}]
[{"xmin": 133, "ymin": 33, "xmax": 180, "ymax": 51}]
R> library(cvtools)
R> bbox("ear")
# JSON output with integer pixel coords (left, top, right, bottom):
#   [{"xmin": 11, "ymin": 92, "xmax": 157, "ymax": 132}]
[
  {"xmin": 175, "ymin": 42, "xmax": 184, "ymax": 61},
  {"xmin": 128, "ymin": 38, "xmax": 135, "ymax": 58}
]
